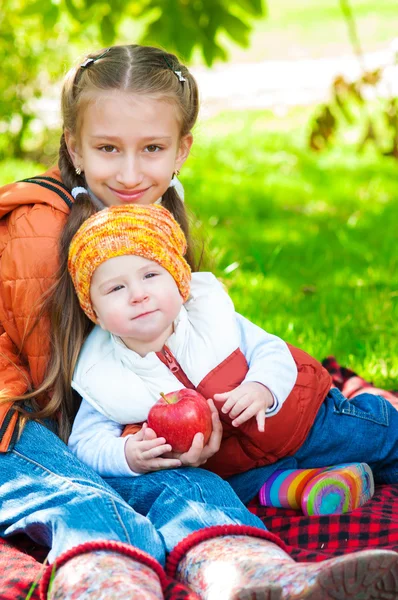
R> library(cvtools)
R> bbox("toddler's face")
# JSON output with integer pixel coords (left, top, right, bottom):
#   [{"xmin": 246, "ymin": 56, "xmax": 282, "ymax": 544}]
[
  {"xmin": 66, "ymin": 90, "xmax": 192, "ymax": 207},
  {"xmin": 90, "ymin": 254, "xmax": 184, "ymax": 356}
]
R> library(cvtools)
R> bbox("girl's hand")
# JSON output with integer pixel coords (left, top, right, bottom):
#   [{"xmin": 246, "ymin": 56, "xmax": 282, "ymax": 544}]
[
  {"xmin": 166, "ymin": 399, "xmax": 223, "ymax": 467},
  {"xmin": 125, "ymin": 423, "xmax": 182, "ymax": 473},
  {"xmin": 214, "ymin": 382, "xmax": 274, "ymax": 432}
]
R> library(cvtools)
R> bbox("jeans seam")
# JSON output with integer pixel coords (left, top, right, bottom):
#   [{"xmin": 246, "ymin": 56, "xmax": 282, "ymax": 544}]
[
  {"xmin": 108, "ymin": 495, "xmax": 131, "ymax": 545},
  {"xmin": 12, "ymin": 449, "xmax": 127, "ymax": 503},
  {"xmin": 333, "ymin": 396, "xmax": 389, "ymax": 426},
  {"xmin": 12, "ymin": 450, "xmax": 133, "ymax": 544}
]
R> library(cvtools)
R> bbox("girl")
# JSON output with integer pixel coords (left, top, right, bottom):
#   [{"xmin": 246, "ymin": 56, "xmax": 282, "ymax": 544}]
[{"xmin": 0, "ymin": 44, "xmax": 396, "ymax": 600}]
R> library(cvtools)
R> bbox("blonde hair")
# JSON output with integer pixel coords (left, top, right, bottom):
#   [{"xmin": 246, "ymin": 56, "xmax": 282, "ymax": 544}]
[{"xmin": 12, "ymin": 45, "xmax": 200, "ymax": 441}]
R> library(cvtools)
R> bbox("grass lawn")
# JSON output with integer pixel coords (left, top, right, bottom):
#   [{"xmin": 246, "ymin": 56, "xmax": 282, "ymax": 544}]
[
  {"xmin": 183, "ymin": 107, "xmax": 398, "ymax": 388},
  {"xmin": 0, "ymin": 105, "xmax": 397, "ymax": 388}
]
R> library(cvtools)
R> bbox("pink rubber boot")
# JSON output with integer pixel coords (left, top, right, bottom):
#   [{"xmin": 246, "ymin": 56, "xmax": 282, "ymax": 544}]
[
  {"xmin": 40, "ymin": 540, "xmax": 166, "ymax": 600},
  {"xmin": 168, "ymin": 526, "xmax": 398, "ymax": 599}
]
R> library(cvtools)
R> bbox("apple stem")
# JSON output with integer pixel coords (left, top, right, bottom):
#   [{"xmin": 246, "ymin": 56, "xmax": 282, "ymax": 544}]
[
  {"xmin": 160, "ymin": 392, "xmax": 177, "ymax": 404},
  {"xmin": 160, "ymin": 392, "xmax": 172, "ymax": 404}
]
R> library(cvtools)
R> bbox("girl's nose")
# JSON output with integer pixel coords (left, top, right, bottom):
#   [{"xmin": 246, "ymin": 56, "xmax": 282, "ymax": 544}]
[{"xmin": 116, "ymin": 156, "xmax": 144, "ymax": 188}]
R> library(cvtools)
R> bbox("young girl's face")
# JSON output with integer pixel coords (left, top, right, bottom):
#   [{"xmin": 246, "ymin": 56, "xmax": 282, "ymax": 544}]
[
  {"xmin": 90, "ymin": 254, "xmax": 184, "ymax": 356},
  {"xmin": 66, "ymin": 90, "xmax": 192, "ymax": 207}
]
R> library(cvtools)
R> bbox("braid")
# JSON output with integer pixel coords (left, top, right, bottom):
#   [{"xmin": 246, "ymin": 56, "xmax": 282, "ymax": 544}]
[
  {"xmin": 162, "ymin": 187, "xmax": 199, "ymax": 271},
  {"xmin": 41, "ymin": 133, "xmax": 97, "ymax": 438}
]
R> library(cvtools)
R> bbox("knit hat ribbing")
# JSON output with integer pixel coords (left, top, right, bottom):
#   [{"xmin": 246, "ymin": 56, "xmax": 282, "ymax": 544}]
[{"xmin": 68, "ymin": 204, "xmax": 191, "ymax": 322}]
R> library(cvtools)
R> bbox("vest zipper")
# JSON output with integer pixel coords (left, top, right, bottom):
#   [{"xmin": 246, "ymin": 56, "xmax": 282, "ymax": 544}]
[{"xmin": 159, "ymin": 346, "xmax": 195, "ymax": 389}]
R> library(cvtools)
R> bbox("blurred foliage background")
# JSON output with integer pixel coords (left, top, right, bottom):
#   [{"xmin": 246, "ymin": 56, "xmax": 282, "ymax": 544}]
[{"xmin": 1, "ymin": 0, "xmax": 397, "ymax": 386}]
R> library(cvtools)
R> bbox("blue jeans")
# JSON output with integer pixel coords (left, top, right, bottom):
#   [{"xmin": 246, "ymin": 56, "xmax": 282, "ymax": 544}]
[
  {"xmin": 0, "ymin": 419, "xmax": 266, "ymax": 564},
  {"xmin": 229, "ymin": 388, "xmax": 398, "ymax": 504}
]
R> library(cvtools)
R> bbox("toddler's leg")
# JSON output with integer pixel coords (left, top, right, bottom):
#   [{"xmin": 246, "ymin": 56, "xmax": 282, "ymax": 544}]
[
  {"xmin": 294, "ymin": 388, "xmax": 398, "ymax": 484},
  {"xmin": 105, "ymin": 467, "xmax": 268, "ymax": 553}
]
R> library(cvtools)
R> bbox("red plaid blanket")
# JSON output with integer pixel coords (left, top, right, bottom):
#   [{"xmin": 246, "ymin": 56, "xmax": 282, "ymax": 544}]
[{"xmin": 1, "ymin": 484, "xmax": 397, "ymax": 600}]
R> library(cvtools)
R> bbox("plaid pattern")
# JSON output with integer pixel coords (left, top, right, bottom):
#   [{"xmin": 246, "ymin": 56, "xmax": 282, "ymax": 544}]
[
  {"xmin": 1, "ymin": 484, "xmax": 397, "ymax": 599},
  {"xmin": 0, "ymin": 537, "xmax": 44, "ymax": 600},
  {"xmin": 322, "ymin": 356, "xmax": 398, "ymax": 409}
]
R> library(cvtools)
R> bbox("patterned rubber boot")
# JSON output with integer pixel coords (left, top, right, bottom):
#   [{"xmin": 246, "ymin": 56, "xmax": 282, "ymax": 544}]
[
  {"xmin": 259, "ymin": 463, "xmax": 374, "ymax": 515},
  {"xmin": 176, "ymin": 535, "xmax": 398, "ymax": 600},
  {"xmin": 40, "ymin": 541, "xmax": 166, "ymax": 600}
]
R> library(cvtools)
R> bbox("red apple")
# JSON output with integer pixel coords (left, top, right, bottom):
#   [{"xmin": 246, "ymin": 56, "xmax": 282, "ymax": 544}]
[{"xmin": 147, "ymin": 389, "xmax": 212, "ymax": 453}]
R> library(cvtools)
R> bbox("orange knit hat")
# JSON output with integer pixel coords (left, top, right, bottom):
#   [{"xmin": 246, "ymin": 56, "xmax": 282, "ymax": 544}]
[{"xmin": 68, "ymin": 204, "xmax": 191, "ymax": 322}]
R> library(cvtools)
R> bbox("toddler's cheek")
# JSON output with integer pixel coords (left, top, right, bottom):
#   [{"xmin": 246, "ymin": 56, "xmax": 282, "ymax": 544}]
[{"xmin": 104, "ymin": 312, "xmax": 126, "ymax": 333}]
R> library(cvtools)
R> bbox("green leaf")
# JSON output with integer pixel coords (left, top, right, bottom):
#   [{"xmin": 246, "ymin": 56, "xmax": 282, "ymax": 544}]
[
  {"xmin": 100, "ymin": 14, "xmax": 116, "ymax": 45},
  {"xmin": 202, "ymin": 40, "xmax": 227, "ymax": 66},
  {"xmin": 232, "ymin": 0, "xmax": 265, "ymax": 17},
  {"xmin": 20, "ymin": 0, "xmax": 50, "ymax": 16},
  {"xmin": 222, "ymin": 13, "xmax": 251, "ymax": 47},
  {"xmin": 63, "ymin": 0, "xmax": 81, "ymax": 21},
  {"xmin": 43, "ymin": 4, "xmax": 60, "ymax": 29}
]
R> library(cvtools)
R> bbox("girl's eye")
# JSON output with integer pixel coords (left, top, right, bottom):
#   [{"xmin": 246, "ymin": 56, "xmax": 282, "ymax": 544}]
[
  {"xmin": 144, "ymin": 272, "xmax": 157, "ymax": 279},
  {"xmin": 145, "ymin": 145, "xmax": 161, "ymax": 153},
  {"xmin": 99, "ymin": 145, "xmax": 117, "ymax": 153},
  {"xmin": 109, "ymin": 285, "xmax": 124, "ymax": 293}
]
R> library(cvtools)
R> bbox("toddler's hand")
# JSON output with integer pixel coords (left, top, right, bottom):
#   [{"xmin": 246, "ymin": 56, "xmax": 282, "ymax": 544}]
[
  {"xmin": 165, "ymin": 399, "xmax": 223, "ymax": 467},
  {"xmin": 214, "ymin": 382, "xmax": 274, "ymax": 432},
  {"xmin": 125, "ymin": 423, "xmax": 182, "ymax": 473}
]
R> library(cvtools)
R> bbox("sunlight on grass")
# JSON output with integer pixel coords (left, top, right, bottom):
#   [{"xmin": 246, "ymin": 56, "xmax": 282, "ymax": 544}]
[
  {"xmin": 0, "ymin": 159, "xmax": 45, "ymax": 186},
  {"xmin": 1, "ymin": 106, "xmax": 397, "ymax": 388},
  {"xmin": 187, "ymin": 108, "xmax": 398, "ymax": 387}
]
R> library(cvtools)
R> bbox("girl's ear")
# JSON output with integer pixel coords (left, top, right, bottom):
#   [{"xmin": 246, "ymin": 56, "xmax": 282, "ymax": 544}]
[
  {"xmin": 64, "ymin": 129, "xmax": 83, "ymax": 169},
  {"xmin": 175, "ymin": 133, "xmax": 193, "ymax": 171}
]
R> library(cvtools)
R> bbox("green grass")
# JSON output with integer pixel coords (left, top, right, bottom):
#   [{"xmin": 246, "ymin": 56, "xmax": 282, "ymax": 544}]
[
  {"xmin": 0, "ymin": 159, "xmax": 46, "ymax": 186},
  {"xmin": 183, "ymin": 107, "xmax": 398, "ymax": 388},
  {"xmin": 0, "ymin": 106, "xmax": 397, "ymax": 389}
]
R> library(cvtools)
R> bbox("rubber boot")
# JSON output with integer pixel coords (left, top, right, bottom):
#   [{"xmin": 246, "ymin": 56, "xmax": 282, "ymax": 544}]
[
  {"xmin": 40, "ymin": 540, "xmax": 166, "ymax": 600},
  {"xmin": 172, "ymin": 533, "xmax": 398, "ymax": 600}
]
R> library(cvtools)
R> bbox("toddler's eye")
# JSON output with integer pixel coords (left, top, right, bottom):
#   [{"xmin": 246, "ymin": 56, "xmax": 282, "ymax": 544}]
[
  {"xmin": 145, "ymin": 145, "xmax": 160, "ymax": 153},
  {"xmin": 110, "ymin": 285, "xmax": 124, "ymax": 293},
  {"xmin": 144, "ymin": 272, "xmax": 157, "ymax": 279}
]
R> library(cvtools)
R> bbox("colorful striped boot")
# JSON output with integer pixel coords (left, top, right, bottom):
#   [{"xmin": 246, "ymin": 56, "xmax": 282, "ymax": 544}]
[{"xmin": 259, "ymin": 463, "xmax": 374, "ymax": 516}]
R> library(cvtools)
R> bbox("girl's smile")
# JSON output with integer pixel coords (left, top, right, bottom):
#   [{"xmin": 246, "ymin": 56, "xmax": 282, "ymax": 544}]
[
  {"xmin": 107, "ymin": 185, "xmax": 152, "ymax": 204},
  {"xmin": 66, "ymin": 90, "xmax": 192, "ymax": 207}
]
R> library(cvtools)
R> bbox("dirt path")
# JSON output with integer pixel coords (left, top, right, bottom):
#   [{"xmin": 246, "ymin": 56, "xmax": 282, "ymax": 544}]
[{"xmin": 192, "ymin": 47, "xmax": 397, "ymax": 118}]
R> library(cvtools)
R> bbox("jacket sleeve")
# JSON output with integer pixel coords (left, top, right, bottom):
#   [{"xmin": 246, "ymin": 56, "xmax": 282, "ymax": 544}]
[
  {"xmin": 0, "ymin": 204, "xmax": 67, "ymax": 392},
  {"xmin": 0, "ymin": 331, "xmax": 31, "ymax": 450},
  {"xmin": 69, "ymin": 398, "xmax": 137, "ymax": 477},
  {"xmin": 235, "ymin": 312, "xmax": 298, "ymax": 416}
]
